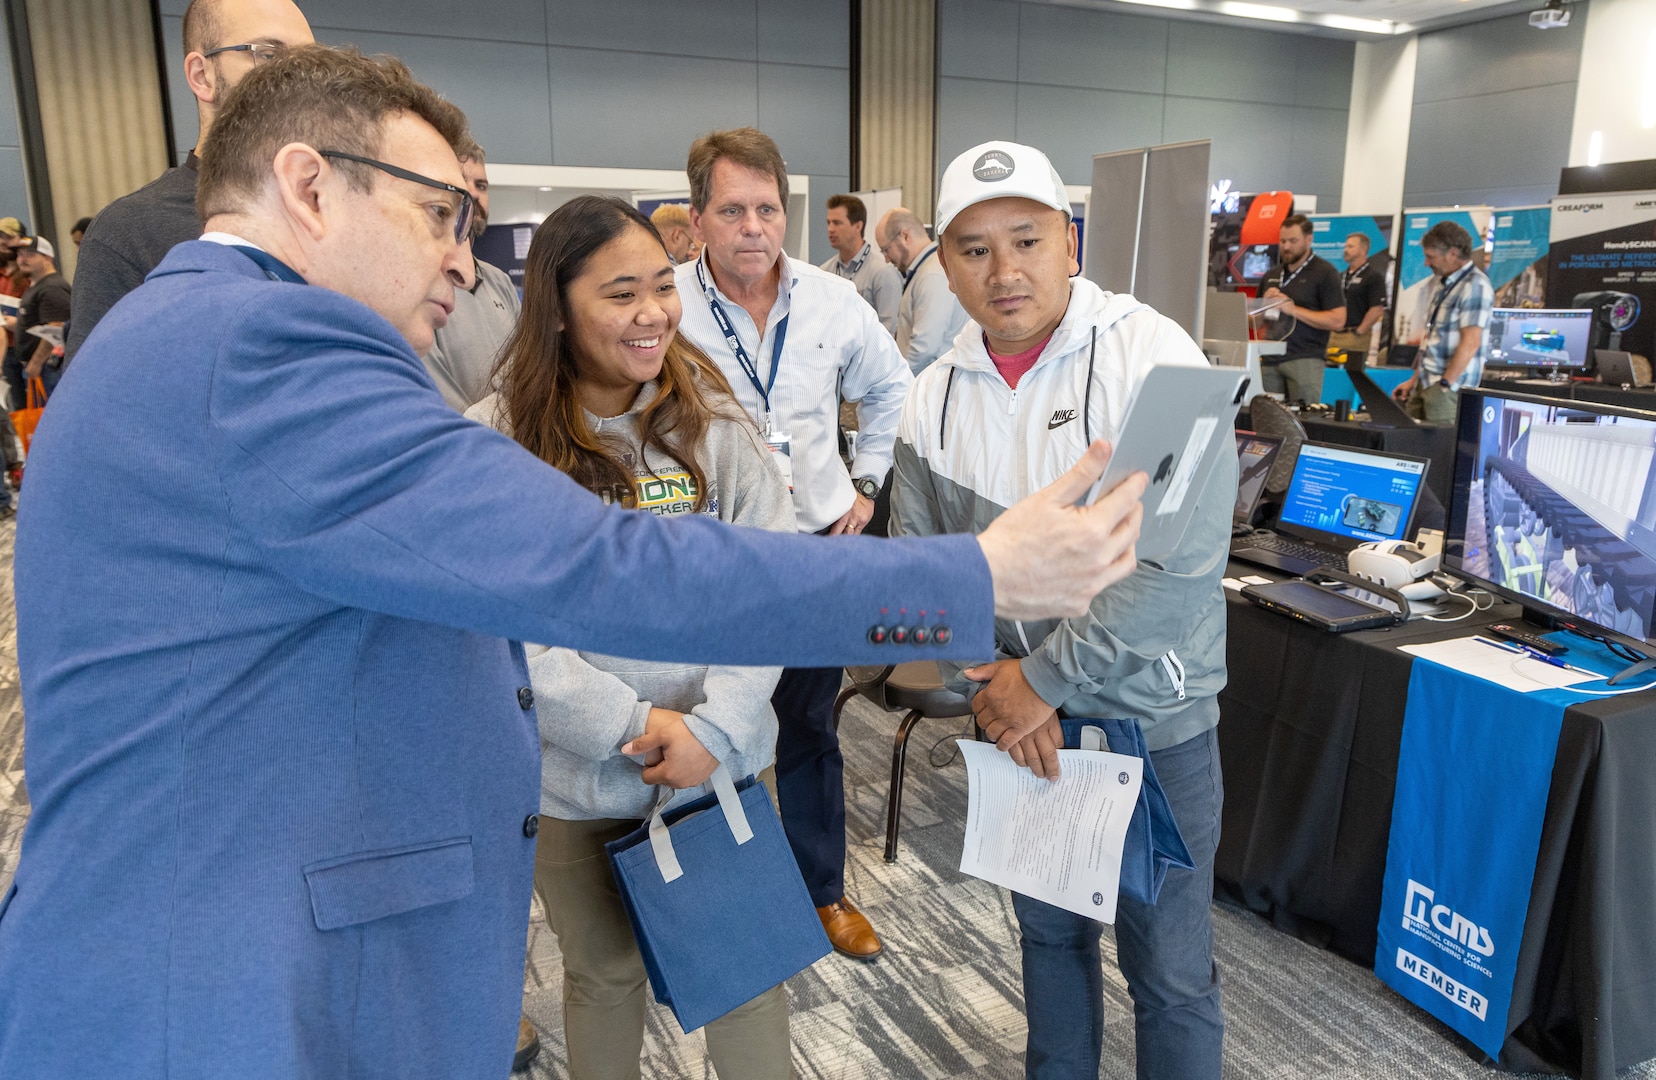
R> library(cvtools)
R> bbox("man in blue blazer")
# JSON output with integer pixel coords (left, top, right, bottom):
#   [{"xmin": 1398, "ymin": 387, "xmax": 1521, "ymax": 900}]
[{"xmin": 0, "ymin": 48, "xmax": 1148, "ymax": 1078}]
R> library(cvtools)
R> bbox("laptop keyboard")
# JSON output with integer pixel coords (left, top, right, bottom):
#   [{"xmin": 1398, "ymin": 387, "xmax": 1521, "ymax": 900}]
[{"xmin": 1241, "ymin": 533, "xmax": 1347, "ymax": 570}]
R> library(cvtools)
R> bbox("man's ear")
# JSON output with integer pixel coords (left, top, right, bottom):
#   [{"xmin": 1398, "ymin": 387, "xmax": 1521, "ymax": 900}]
[
  {"xmin": 935, "ymin": 238, "xmax": 960, "ymax": 297},
  {"xmin": 271, "ymin": 143, "xmax": 332, "ymax": 244},
  {"xmin": 1066, "ymin": 219, "xmax": 1080, "ymax": 277},
  {"xmin": 688, "ymin": 206, "xmax": 705, "ymax": 243},
  {"xmin": 183, "ymin": 52, "xmax": 215, "ymax": 105}
]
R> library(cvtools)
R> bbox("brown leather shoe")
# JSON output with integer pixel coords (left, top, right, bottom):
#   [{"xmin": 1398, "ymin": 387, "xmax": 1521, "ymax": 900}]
[
  {"xmin": 512, "ymin": 1015, "xmax": 540, "ymax": 1072},
  {"xmin": 817, "ymin": 897, "xmax": 883, "ymax": 961}
]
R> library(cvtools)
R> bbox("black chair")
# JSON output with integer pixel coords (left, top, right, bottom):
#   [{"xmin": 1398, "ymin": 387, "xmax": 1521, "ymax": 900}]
[
  {"xmin": 1247, "ymin": 394, "xmax": 1307, "ymax": 497},
  {"xmin": 831, "ymin": 661, "xmax": 973, "ymax": 862}
]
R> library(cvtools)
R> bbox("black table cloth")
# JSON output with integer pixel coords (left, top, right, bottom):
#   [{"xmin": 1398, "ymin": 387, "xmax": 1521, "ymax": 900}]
[{"xmin": 1216, "ymin": 577, "xmax": 1656, "ymax": 1078}]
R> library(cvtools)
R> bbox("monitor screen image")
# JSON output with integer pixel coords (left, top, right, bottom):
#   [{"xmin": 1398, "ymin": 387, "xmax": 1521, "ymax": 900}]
[
  {"xmin": 1278, "ymin": 442, "xmax": 1428, "ymax": 544},
  {"xmin": 1446, "ymin": 390, "xmax": 1656, "ymax": 645},
  {"xmin": 1486, "ymin": 307, "xmax": 1593, "ymax": 369}
]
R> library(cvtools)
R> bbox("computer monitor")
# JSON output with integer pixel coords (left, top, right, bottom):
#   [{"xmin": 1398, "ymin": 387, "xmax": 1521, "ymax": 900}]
[
  {"xmin": 1485, "ymin": 307, "xmax": 1593, "ymax": 370},
  {"xmin": 1234, "ymin": 431, "xmax": 1283, "ymax": 523},
  {"xmin": 1445, "ymin": 388, "xmax": 1656, "ymax": 652},
  {"xmin": 1278, "ymin": 442, "xmax": 1429, "ymax": 546}
]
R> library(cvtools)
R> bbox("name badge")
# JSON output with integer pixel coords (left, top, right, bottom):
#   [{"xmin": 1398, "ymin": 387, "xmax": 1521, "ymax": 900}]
[{"xmin": 766, "ymin": 432, "xmax": 794, "ymax": 495}]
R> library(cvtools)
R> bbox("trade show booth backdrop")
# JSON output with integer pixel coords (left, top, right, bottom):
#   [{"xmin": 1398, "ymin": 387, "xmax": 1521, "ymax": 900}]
[
  {"xmin": 1489, "ymin": 206, "xmax": 1551, "ymax": 309},
  {"xmin": 1308, "ymin": 213, "xmax": 1393, "ymax": 269},
  {"xmin": 1395, "ymin": 207, "xmax": 1493, "ymax": 346},
  {"xmin": 1548, "ymin": 191, "xmax": 1656, "ymax": 362}
]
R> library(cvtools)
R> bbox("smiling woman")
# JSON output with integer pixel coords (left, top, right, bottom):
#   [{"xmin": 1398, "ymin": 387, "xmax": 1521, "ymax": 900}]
[{"xmin": 463, "ymin": 193, "xmax": 798, "ymax": 1079}]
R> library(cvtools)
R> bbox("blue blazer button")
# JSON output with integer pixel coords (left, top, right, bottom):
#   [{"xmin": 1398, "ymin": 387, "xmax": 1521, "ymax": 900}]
[
  {"xmin": 517, "ymin": 687, "xmax": 535, "ymax": 710},
  {"xmin": 867, "ymin": 625, "xmax": 888, "ymax": 644}
]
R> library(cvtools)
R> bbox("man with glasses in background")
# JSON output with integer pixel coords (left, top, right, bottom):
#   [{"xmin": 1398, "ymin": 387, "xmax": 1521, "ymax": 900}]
[
  {"xmin": 67, "ymin": 0, "xmax": 313, "ymax": 363},
  {"xmin": 419, "ymin": 137, "xmax": 523, "ymax": 414},
  {"xmin": 875, "ymin": 206, "xmax": 967, "ymax": 375}
]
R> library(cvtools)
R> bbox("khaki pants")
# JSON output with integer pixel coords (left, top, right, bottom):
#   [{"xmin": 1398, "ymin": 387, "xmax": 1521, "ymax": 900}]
[
  {"xmin": 1404, "ymin": 383, "xmax": 1460, "ymax": 422},
  {"xmin": 1260, "ymin": 355, "xmax": 1326, "ymax": 405},
  {"xmin": 534, "ymin": 802, "xmax": 792, "ymax": 1080},
  {"xmin": 1327, "ymin": 330, "xmax": 1368, "ymax": 369}
]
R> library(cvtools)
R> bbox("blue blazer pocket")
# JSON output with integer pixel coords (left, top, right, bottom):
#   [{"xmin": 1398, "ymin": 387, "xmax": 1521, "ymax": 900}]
[{"xmin": 303, "ymin": 837, "xmax": 474, "ymax": 931}]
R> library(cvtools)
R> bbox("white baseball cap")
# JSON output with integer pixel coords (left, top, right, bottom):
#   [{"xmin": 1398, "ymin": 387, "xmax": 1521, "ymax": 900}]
[
  {"xmin": 935, "ymin": 140, "xmax": 1070, "ymax": 237},
  {"xmin": 18, "ymin": 235, "xmax": 53, "ymax": 260}
]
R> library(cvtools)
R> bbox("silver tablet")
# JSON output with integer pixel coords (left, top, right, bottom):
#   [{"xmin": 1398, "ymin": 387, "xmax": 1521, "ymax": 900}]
[{"xmin": 1086, "ymin": 365, "xmax": 1252, "ymax": 562}]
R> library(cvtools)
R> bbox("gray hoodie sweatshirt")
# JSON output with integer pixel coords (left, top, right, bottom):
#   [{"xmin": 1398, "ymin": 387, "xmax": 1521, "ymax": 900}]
[
  {"xmin": 890, "ymin": 279, "xmax": 1234, "ymax": 753},
  {"xmin": 466, "ymin": 381, "xmax": 797, "ymax": 819}
]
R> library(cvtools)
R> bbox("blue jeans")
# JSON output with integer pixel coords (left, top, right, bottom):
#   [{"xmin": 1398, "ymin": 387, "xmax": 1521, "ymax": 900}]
[{"xmin": 1013, "ymin": 725, "xmax": 1224, "ymax": 1080}]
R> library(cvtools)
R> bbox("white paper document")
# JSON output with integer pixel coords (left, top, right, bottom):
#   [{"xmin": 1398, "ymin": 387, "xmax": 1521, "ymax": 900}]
[
  {"xmin": 957, "ymin": 740, "xmax": 1143, "ymax": 923},
  {"xmin": 1400, "ymin": 637, "xmax": 1598, "ymax": 693},
  {"xmin": 26, "ymin": 324, "xmax": 62, "ymax": 348}
]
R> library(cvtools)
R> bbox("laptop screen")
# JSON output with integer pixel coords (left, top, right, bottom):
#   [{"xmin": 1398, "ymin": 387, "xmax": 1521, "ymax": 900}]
[
  {"xmin": 1278, "ymin": 442, "xmax": 1429, "ymax": 545},
  {"xmin": 1234, "ymin": 432, "xmax": 1282, "ymax": 521}
]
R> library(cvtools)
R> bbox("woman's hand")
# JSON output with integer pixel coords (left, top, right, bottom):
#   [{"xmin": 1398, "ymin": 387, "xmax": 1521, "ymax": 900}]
[{"xmin": 622, "ymin": 709, "xmax": 719, "ymax": 789}]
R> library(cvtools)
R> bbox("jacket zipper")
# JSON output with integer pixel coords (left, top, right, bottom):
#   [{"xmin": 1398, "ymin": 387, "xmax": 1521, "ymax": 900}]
[{"xmin": 1160, "ymin": 651, "xmax": 1187, "ymax": 701}]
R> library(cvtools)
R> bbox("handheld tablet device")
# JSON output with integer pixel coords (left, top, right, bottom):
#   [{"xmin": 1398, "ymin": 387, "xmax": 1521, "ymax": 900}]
[
  {"xmin": 1086, "ymin": 365, "xmax": 1252, "ymax": 562},
  {"xmin": 1240, "ymin": 579, "xmax": 1399, "ymax": 633}
]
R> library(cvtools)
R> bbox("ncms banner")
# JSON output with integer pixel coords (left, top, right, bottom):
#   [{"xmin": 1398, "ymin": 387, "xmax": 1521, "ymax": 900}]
[{"xmin": 1375, "ymin": 656, "xmax": 1571, "ymax": 1059}]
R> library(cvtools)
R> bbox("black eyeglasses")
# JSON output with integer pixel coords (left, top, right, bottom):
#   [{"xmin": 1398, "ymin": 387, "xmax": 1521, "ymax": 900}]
[
  {"xmin": 203, "ymin": 42, "xmax": 285, "ymax": 63},
  {"xmin": 318, "ymin": 150, "xmax": 475, "ymax": 244}
]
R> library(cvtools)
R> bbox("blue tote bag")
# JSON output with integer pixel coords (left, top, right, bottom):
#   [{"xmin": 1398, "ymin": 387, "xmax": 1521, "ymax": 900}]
[
  {"xmin": 605, "ymin": 765, "xmax": 831, "ymax": 1033},
  {"xmin": 1060, "ymin": 717, "xmax": 1195, "ymax": 905}
]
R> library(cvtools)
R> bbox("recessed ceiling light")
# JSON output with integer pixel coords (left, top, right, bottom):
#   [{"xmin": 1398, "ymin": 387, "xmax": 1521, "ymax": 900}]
[
  {"xmin": 1320, "ymin": 13, "xmax": 1395, "ymax": 32},
  {"xmin": 1218, "ymin": 1, "xmax": 1299, "ymax": 21}
]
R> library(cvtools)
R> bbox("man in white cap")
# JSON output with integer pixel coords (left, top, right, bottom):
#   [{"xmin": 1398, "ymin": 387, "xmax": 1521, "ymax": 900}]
[{"xmin": 890, "ymin": 141, "xmax": 1231, "ymax": 1080}]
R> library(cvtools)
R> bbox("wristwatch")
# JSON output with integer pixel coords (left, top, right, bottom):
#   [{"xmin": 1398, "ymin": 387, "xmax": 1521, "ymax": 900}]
[
  {"xmin": 852, "ymin": 476, "xmax": 881, "ymax": 499},
  {"xmin": 1436, "ymin": 377, "xmax": 1453, "ymax": 390}
]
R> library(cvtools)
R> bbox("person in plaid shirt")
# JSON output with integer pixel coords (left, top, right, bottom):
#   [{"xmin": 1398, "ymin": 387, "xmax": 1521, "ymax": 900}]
[{"xmin": 1391, "ymin": 220, "xmax": 1493, "ymax": 422}]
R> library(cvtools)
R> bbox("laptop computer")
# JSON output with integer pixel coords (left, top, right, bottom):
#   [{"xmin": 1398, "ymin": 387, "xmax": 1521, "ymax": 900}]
[
  {"xmin": 1347, "ymin": 367, "xmax": 1418, "ymax": 427},
  {"xmin": 1231, "ymin": 441, "xmax": 1431, "ymax": 575},
  {"xmin": 1596, "ymin": 349, "xmax": 1651, "ymax": 388},
  {"xmin": 1234, "ymin": 431, "xmax": 1283, "ymax": 527}
]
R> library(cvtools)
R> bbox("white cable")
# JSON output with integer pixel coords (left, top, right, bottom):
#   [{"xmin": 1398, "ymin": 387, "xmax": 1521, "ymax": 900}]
[{"xmin": 1421, "ymin": 592, "xmax": 1479, "ymax": 622}]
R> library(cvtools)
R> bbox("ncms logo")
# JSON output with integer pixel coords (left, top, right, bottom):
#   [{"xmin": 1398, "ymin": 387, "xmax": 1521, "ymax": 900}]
[{"xmin": 1404, "ymin": 879, "xmax": 1494, "ymax": 957}]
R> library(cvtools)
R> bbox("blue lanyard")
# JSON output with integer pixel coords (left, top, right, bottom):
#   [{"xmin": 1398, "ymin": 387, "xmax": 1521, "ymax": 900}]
[
  {"xmin": 696, "ymin": 260, "xmax": 789, "ymax": 419},
  {"xmin": 232, "ymin": 245, "xmax": 306, "ymax": 285},
  {"xmin": 903, "ymin": 246, "xmax": 936, "ymax": 292}
]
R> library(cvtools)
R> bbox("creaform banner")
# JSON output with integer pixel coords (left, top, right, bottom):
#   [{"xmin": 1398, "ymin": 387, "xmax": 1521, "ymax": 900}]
[
  {"xmin": 1489, "ymin": 206, "xmax": 1551, "ymax": 308},
  {"xmin": 1547, "ymin": 191, "xmax": 1656, "ymax": 360},
  {"xmin": 1375, "ymin": 655, "xmax": 1569, "ymax": 1060},
  {"xmin": 1395, "ymin": 208, "xmax": 1493, "ymax": 346}
]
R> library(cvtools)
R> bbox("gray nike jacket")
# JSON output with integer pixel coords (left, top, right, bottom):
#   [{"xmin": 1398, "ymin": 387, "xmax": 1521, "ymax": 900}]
[{"xmin": 889, "ymin": 277, "xmax": 1236, "ymax": 752}]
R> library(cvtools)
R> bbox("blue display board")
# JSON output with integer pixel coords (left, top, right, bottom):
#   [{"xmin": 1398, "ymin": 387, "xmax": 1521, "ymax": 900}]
[
  {"xmin": 1308, "ymin": 214, "xmax": 1394, "ymax": 269},
  {"xmin": 1488, "ymin": 206, "xmax": 1550, "ymax": 308},
  {"xmin": 1395, "ymin": 208, "xmax": 1492, "ymax": 346}
]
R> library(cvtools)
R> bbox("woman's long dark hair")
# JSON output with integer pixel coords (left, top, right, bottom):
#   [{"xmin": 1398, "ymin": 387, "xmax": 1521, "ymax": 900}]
[{"xmin": 494, "ymin": 195, "xmax": 739, "ymax": 510}]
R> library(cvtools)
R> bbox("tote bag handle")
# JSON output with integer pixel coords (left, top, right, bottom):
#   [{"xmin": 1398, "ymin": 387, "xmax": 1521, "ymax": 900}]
[{"xmin": 647, "ymin": 764, "xmax": 754, "ymax": 884}]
